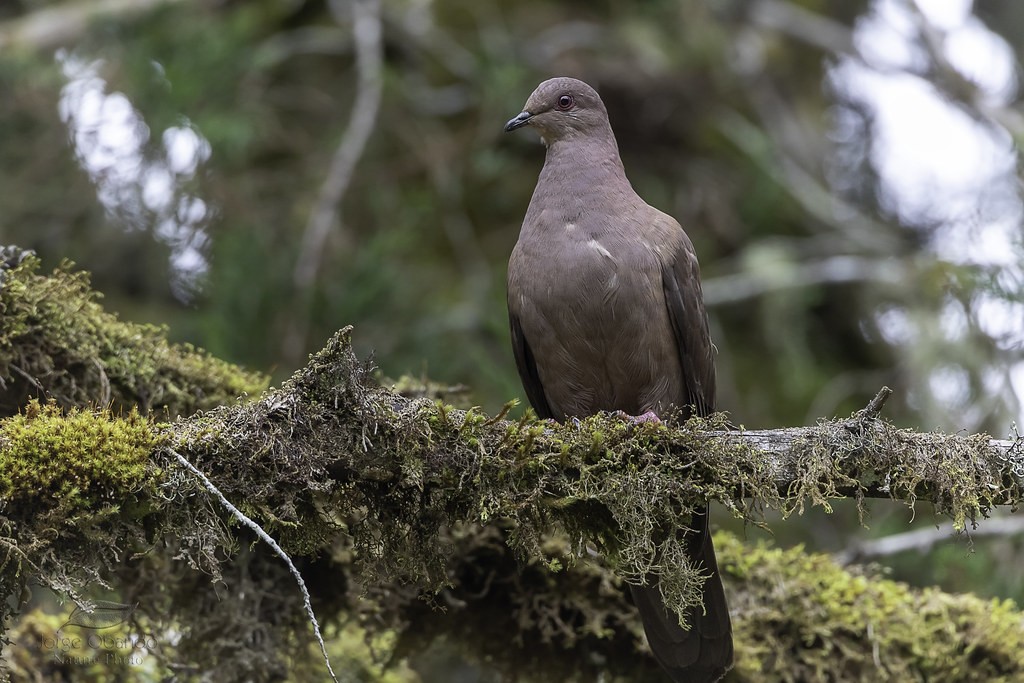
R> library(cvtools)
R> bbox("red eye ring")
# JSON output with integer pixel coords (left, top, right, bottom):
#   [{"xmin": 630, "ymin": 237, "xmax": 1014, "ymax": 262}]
[{"xmin": 556, "ymin": 94, "xmax": 574, "ymax": 110}]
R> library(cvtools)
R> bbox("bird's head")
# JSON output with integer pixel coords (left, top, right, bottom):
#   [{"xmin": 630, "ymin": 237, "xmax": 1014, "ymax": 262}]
[{"xmin": 504, "ymin": 77, "xmax": 611, "ymax": 144}]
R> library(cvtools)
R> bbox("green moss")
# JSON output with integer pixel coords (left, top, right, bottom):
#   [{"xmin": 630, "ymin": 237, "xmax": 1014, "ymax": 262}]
[
  {"xmin": 0, "ymin": 400, "xmax": 160, "ymax": 518},
  {"xmin": 721, "ymin": 534, "xmax": 1024, "ymax": 682},
  {"xmin": 0, "ymin": 252, "xmax": 267, "ymax": 418}
]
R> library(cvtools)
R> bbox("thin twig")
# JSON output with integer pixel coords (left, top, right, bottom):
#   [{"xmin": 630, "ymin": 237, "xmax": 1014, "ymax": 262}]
[{"xmin": 166, "ymin": 448, "xmax": 339, "ymax": 683}]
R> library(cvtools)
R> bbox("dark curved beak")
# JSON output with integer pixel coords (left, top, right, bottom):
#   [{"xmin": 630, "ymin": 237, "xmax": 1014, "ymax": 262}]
[{"xmin": 504, "ymin": 111, "xmax": 533, "ymax": 132}]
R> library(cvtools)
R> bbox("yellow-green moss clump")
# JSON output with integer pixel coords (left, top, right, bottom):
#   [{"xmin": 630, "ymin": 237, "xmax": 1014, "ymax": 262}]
[
  {"xmin": 0, "ymin": 250, "xmax": 267, "ymax": 418},
  {"xmin": 0, "ymin": 400, "xmax": 159, "ymax": 517},
  {"xmin": 0, "ymin": 400, "xmax": 187, "ymax": 645},
  {"xmin": 722, "ymin": 534, "xmax": 1024, "ymax": 682}
]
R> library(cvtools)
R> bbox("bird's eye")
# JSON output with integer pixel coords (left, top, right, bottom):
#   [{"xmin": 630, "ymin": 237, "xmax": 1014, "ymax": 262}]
[{"xmin": 556, "ymin": 94, "xmax": 575, "ymax": 110}]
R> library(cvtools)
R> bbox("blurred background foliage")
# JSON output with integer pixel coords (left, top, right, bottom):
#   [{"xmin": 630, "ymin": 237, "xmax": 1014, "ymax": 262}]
[{"xmin": 2, "ymin": 0, "xmax": 1024, "ymax": 679}]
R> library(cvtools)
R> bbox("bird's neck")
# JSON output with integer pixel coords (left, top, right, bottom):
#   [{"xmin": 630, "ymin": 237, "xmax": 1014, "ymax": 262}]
[
  {"xmin": 528, "ymin": 136, "xmax": 638, "ymax": 240},
  {"xmin": 540, "ymin": 136, "xmax": 632, "ymax": 193},
  {"xmin": 543, "ymin": 132, "xmax": 623, "ymax": 168}
]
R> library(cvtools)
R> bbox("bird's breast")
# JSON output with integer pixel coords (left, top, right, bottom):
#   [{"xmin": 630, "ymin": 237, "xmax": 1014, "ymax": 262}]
[{"xmin": 508, "ymin": 232, "xmax": 683, "ymax": 418}]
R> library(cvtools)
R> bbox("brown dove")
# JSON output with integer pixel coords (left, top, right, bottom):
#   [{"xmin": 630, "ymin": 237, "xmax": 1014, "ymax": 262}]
[{"xmin": 504, "ymin": 76, "xmax": 733, "ymax": 683}]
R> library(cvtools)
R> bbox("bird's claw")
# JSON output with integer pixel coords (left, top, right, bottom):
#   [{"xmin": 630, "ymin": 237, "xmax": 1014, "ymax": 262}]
[{"xmin": 615, "ymin": 410, "xmax": 661, "ymax": 425}]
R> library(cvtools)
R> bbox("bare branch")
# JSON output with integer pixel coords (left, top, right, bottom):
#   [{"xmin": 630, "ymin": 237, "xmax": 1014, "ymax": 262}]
[
  {"xmin": 292, "ymin": 0, "xmax": 384, "ymax": 287},
  {"xmin": 748, "ymin": 0, "xmax": 1024, "ymax": 140},
  {"xmin": 284, "ymin": 0, "xmax": 384, "ymax": 361},
  {"xmin": 0, "ymin": 0, "xmax": 187, "ymax": 52},
  {"xmin": 836, "ymin": 514, "xmax": 1024, "ymax": 565},
  {"xmin": 703, "ymin": 255, "xmax": 906, "ymax": 306}
]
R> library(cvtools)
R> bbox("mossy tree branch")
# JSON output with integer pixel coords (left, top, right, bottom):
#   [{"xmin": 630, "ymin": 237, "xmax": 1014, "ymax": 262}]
[
  {"xmin": 2, "ymin": 249, "xmax": 1024, "ymax": 681},
  {"xmin": 0, "ymin": 249, "xmax": 268, "ymax": 418}
]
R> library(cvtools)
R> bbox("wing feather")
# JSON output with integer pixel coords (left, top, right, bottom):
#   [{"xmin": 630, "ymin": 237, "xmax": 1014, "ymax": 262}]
[
  {"xmin": 509, "ymin": 311, "xmax": 555, "ymax": 420},
  {"xmin": 660, "ymin": 240, "xmax": 716, "ymax": 418}
]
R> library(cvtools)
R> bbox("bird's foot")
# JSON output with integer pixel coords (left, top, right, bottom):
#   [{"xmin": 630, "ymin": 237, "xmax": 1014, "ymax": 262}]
[{"xmin": 615, "ymin": 410, "xmax": 661, "ymax": 425}]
